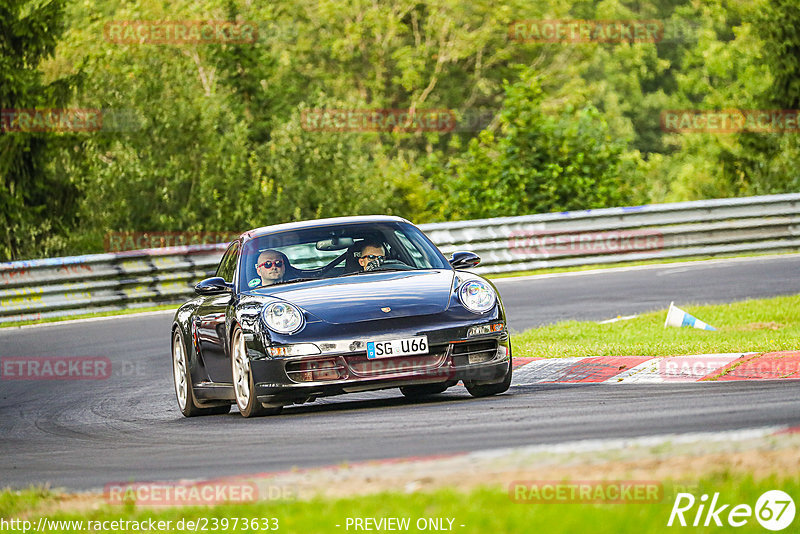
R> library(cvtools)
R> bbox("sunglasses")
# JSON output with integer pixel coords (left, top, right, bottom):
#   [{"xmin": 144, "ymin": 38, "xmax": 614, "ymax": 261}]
[
  {"xmin": 361, "ymin": 254, "xmax": 385, "ymax": 261},
  {"xmin": 256, "ymin": 259, "xmax": 284, "ymax": 269}
]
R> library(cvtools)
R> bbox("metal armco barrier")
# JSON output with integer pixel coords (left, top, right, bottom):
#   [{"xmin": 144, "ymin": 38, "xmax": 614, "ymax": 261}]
[
  {"xmin": 0, "ymin": 246, "xmax": 227, "ymax": 324},
  {"xmin": 1, "ymin": 193, "xmax": 799, "ymax": 323}
]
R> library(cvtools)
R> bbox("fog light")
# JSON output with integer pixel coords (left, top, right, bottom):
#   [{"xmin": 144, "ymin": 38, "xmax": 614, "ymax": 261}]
[
  {"xmin": 298, "ymin": 359, "xmax": 341, "ymax": 381},
  {"xmin": 468, "ymin": 353, "xmax": 493, "ymax": 364}
]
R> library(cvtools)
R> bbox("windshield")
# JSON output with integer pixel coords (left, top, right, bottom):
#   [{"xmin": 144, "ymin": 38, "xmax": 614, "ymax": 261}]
[{"xmin": 238, "ymin": 221, "xmax": 450, "ymax": 291}]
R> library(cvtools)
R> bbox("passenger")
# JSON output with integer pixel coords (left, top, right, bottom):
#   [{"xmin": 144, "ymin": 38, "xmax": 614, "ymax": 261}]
[
  {"xmin": 255, "ymin": 249, "xmax": 289, "ymax": 286},
  {"xmin": 355, "ymin": 241, "xmax": 386, "ymax": 272}
]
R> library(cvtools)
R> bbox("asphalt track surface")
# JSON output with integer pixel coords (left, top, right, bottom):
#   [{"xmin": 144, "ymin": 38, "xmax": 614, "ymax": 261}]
[{"xmin": 1, "ymin": 255, "xmax": 799, "ymax": 490}]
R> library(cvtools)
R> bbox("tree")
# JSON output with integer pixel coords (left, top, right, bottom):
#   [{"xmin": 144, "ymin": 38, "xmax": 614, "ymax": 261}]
[
  {"xmin": 433, "ymin": 73, "xmax": 641, "ymax": 220},
  {"xmin": 662, "ymin": 0, "xmax": 800, "ymax": 199},
  {"xmin": 757, "ymin": 0, "xmax": 800, "ymax": 109},
  {"xmin": 737, "ymin": 0, "xmax": 800, "ymax": 195},
  {"xmin": 0, "ymin": 0, "xmax": 81, "ymax": 260}
]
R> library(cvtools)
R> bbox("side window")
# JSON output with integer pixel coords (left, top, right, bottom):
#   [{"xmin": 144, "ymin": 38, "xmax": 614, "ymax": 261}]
[{"xmin": 216, "ymin": 241, "xmax": 240, "ymax": 283}]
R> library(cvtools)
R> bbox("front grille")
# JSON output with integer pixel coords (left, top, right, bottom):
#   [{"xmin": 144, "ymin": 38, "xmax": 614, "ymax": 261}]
[{"xmin": 451, "ymin": 340, "xmax": 498, "ymax": 365}]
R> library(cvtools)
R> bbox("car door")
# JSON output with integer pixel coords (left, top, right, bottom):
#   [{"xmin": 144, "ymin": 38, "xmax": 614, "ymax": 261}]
[{"xmin": 195, "ymin": 240, "xmax": 239, "ymax": 384}]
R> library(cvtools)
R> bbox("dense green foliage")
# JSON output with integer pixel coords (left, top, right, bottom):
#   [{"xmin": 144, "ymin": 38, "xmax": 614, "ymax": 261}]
[
  {"xmin": 2, "ymin": 0, "xmax": 799, "ymax": 260},
  {"xmin": 0, "ymin": 0, "xmax": 81, "ymax": 260},
  {"xmin": 433, "ymin": 74, "xmax": 635, "ymax": 220}
]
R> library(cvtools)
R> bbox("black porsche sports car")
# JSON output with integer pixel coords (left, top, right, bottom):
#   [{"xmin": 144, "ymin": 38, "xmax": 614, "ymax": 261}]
[{"xmin": 171, "ymin": 216, "xmax": 512, "ymax": 417}]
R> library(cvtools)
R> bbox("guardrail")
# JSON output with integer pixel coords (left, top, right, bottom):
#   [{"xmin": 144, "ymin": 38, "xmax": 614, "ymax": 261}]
[{"xmin": 1, "ymin": 193, "xmax": 799, "ymax": 323}]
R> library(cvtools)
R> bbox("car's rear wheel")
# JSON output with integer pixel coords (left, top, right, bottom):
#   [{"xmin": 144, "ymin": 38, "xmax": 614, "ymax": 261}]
[
  {"xmin": 465, "ymin": 359, "xmax": 512, "ymax": 398},
  {"xmin": 232, "ymin": 326, "xmax": 283, "ymax": 418},
  {"xmin": 172, "ymin": 329, "xmax": 231, "ymax": 417},
  {"xmin": 400, "ymin": 383, "xmax": 449, "ymax": 397}
]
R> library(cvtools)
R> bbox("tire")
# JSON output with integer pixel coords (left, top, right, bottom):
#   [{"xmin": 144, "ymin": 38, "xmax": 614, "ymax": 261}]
[
  {"xmin": 231, "ymin": 326, "xmax": 283, "ymax": 418},
  {"xmin": 172, "ymin": 328, "xmax": 231, "ymax": 417},
  {"xmin": 400, "ymin": 383, "xmax": 449, "ymax": 397},
  {"xmin": 465, "ymin": 359, "xmax": 512, "ymax": 398}
]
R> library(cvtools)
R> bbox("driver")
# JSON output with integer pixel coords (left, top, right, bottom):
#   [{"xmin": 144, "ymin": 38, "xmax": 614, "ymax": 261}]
[
  {"xmin": 354, "ymin": 241, "xmax": 386, "ymax": 272},
  {"xmin": 255, "ymin": 249, "xmax": 289, "ymax": 286}
]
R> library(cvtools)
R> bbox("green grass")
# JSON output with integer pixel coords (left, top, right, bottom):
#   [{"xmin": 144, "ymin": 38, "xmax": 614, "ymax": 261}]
[
  {"xmin": 0, "ymin": 303, "xmax": 178, "ymax": 328},
  {"xmin": 511, "ymin": 294, "xmax": 800, "ymax": 358},
  {"xmin": 485, "ymin": 251, "xmax": 797, "ymax": 279},
  {"xmin": 1, "ymin": 473, "xmax": 797, "ymax": 533},
  {"xmin": 0, "ymin": 486, "xmax": 53, "ymax": 519}
]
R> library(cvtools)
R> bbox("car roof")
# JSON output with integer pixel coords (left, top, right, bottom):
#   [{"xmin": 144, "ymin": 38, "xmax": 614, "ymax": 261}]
[{"xmin": 241, "ymin": 215, "xmax": 411, "ymax": 241}]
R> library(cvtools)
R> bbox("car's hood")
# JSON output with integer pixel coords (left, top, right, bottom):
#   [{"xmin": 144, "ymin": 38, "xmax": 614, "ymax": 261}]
[{"xmin": 251, "ymin": 270, "xmax": 455, "ymax": 324}]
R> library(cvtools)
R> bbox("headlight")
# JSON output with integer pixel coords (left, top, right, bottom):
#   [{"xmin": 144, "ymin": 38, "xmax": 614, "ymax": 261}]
[
  {"xmin": 458, "ymin": 280, "xmax": 496, "ymax": 314},
  {"xmin": 262, "ymin": 302, "xmax": 305, "ymax": 334}
]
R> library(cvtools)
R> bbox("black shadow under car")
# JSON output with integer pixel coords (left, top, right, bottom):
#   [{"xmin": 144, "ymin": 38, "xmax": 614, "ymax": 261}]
[{"xmin": 171, "ymin": 216, "xmax": 512, "ymax": 417}]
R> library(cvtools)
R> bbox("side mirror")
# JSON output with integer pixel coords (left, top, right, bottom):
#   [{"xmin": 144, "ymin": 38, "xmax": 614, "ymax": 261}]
[
  {"xmin": 449, "ymin": 251, "xmax": 481, "ymax": 269},
  {"xmin": 195, "ymin": 277, "xmax": 233, "ymax": 295}
]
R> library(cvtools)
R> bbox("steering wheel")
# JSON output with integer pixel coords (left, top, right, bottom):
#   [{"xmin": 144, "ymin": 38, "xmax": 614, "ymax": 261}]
[{"xmin": 370, "ymin": 259, "xmax": 414, "ymax": 271}]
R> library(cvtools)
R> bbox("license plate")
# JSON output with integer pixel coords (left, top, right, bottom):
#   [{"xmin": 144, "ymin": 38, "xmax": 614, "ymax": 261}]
[{"xmin": 367, "ymin": 336, "xmax": 428, "ymax": 359}]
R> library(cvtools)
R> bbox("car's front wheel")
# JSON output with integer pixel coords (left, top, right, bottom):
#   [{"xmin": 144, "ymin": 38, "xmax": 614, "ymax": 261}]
[
  {"xmin": 172, "ymin": 328, "xmax": 231, "ymax": 417},
  {"xmin": 231, "ymin": 326, "xmax": 283, "ymax": 418},
  {"xmin": 465, "ymin": 359, "xmax": 512, "ymax": 398}
]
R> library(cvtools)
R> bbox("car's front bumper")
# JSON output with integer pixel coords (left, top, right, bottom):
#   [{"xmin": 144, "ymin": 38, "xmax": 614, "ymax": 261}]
[{"xmin": 249, "ymin": 331, "xmax": 510, "ymax": 405}]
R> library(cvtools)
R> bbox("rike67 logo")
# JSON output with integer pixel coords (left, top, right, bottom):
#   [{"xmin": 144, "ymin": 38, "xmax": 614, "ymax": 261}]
[{"xmin": 668, "ymin": 490, "xmax": 795, "ymax": 531}]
